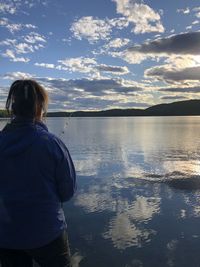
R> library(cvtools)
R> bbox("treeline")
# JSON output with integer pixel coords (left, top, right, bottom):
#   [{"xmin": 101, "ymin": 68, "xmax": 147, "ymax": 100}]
[
  {"xmin": 47, "ymin": 100, "xmax": 200, "ymax": 117},
  {"xmin": 46, "ymin": 108, "xmax": 144, "ymax": 117},
  {"xmin": 0, "ymin": 110, "xmax": 8, "ymax": 118}
]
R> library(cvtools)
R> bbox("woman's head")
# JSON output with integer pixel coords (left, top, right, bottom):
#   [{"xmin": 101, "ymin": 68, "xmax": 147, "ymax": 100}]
[{"xmin": 6, "ymin": 79, "xmax": 49, "ymax": 120}]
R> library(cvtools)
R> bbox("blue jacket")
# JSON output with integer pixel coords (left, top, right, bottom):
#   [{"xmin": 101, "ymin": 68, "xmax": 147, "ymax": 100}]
[{"xmin": 0, "ymin": 118, "xmax": 76, "ymax": 249}]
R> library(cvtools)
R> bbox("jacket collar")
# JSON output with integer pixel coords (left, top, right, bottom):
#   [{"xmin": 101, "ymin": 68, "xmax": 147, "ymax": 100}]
[{"xmin": 2, "ymin": 117, "xmax": 48, "ymax": 132}]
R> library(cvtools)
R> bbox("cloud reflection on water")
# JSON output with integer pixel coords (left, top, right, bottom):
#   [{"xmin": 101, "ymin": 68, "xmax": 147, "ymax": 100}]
[
  {"xmin": 102, "ymin": 196, "xmax": 159, "ymax": 249},
  {"xmin": 60, "ymin": 117, "xmax": 200, "ymax": 253},
  {"xmin": 2, "ymin": 117, "xmax": 200, "ymax": 266},
  {"xmin": 74, "ymin": 172, "xmax": 161, "ymax": 249},
  {"xmin": 103, "ymin": 213, "xmax": 155, "ymax": 250}
]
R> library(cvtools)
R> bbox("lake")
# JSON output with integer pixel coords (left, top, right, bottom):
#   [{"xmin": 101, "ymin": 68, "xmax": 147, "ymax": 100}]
[{"xmin": 1, "ymin": 116, "xmax": 200, "ymax": 267}]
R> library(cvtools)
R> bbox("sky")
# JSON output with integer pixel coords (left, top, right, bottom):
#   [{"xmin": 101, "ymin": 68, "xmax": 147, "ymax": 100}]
[{"xmin": 1, "ymin": 0, "xmax": 200, "ymax": 111}]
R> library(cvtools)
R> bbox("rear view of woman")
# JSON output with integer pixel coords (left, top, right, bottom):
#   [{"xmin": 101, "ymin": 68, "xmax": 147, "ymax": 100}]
[{"xmin": 0, "ymin": 80, "xmax": 76, "ymax": 267}]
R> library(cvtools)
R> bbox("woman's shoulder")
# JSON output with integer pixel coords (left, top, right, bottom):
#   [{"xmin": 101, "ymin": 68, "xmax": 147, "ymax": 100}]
[{"xmin": 35, "ymin": 121, "xmax": 68, "ymax": 154}]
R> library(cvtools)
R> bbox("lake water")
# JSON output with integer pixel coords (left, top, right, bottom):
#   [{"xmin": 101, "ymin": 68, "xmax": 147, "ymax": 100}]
[{"xmin": 1, "ymin": 116, "xmax": 200, "ymax": 267}]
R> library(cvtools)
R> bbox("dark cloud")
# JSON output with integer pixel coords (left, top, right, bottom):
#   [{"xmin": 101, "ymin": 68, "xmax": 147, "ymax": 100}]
[
  {"xmin": 96, "ymin": 64, "xmax": 129, "ymax": 74},
  {"xmin": 128, "ymin": 31, "xmax": 200, "ymax": 55},
  {"xmin": 109, "ymin": 87, "xmax": 142, "ymax": 95},
  {"xmin": 38, "ymin": 77, "xmax": 143, "ymax": 95},
  {"xmin": 160, "ymin": 95, "xmax": 188, "ymax": 100},
  {"xmin": 159, "ymin": 86, "xmax": 200, "ymax": 93},
  {"xmin": 69, "ymin": 78, "xmax": 119, "ymax": 92},
  {"xmin": 33, "ymin": 77, "xmax": 144, "ymax": 110},
  {"xmin": 145, "ymin": 66, "xmax": 200, "ymax": 82},
  {"xmin": 2, "ymin": 73, "xmax": 146, "ymax": 111}
]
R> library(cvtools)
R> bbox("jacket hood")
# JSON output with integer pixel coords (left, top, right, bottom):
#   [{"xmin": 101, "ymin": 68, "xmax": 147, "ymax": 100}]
[{"xmin": 0, "ymin": 119, "xmax": 48, "ymax": 158}]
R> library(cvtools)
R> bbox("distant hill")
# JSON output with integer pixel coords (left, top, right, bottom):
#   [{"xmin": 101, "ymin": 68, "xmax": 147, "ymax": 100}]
[
  {"xmin": 145, "ymin": 100, "xmax": 200, "ymax": 116},
  {"xmin": 47, "ymin": 99, "xmax": 200, "ymax": 117},
  {"xmin": 47, "ymin": 108, "xmax": 145, "ymax": 117},
  {"xmin": 1, "ymin": 99, "xmax": 200, "ymax": 118}
]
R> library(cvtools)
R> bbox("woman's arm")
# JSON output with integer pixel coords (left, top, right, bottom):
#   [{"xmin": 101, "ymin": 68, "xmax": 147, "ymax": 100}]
[{"xmin": 54, "ymin": 138, "xmax": 77, "ymax": 202}]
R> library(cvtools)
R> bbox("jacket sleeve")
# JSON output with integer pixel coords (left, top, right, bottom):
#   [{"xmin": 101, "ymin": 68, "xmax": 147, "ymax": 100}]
[{"xmin": 54, "ymin": 138, "xmax": 76, "ymax": 202}]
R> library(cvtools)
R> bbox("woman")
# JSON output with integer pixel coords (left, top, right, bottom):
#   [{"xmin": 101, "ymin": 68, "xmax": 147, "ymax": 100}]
[{"xmin": 0, "ymin": 80, "xmax": 76, "ymax": 267}]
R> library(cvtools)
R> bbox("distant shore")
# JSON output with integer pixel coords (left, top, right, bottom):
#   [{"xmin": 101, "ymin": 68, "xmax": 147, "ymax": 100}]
[{"xmin": 1, "ymin": 99, "xmax": 200, "ymax": 118}]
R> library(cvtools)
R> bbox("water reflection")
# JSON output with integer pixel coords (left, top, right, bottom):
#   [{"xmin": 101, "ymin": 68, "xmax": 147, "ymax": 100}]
[
  {"xmin": 103, "ymin": 213, "xmax": 155, "ymax": 250},
  {"xmin": 166, "ymin": 239, "xmax": 179, "ymax": 267},
  {"xmin": 2, "ymin": 117, "xmax": 200, "ymax": 266},
  {"xmin": 102, "ymin": 195, "xmax": 159, "ymax": 249},
  {"xmin": 71, "ymin": 252, "xmax": 84, "ymax": 267}
]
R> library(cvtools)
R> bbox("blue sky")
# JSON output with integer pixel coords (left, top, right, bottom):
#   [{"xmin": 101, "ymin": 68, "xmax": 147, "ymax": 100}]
[{"xmin": 1, "ymin": 0, "xmax": 200, "ymax": 111}]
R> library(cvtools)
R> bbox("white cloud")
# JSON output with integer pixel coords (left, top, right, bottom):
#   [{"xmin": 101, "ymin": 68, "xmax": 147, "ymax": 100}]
[
  {"xmin": 24, "ymin": 32, "xmax": 46, "ymax": 44},
  {"xmin": 92, "ymin": 37, "xmax": 130, "ymax": 57},
  {"xmin": 108, "ymin": 17, "xmax": 129, "ymax": 29},
  {"xmin": 177, "ymin": 7, "xmax": 190, "ymax": 14},
  {"xmin": 0, "ymin": 38, "xmax": 17, "ymax": 46},
  {"xmin": 193, "ymin": 7, "xmax": 200, "ymax": 18},
  {"xmin": 0, "ymin": 3, "xmax": 17, "ymax": 14},
  {"xmin": 34, "ymin": 62, "xmax": 55, "ymax": 69},
  {"xmin": 165, "ymin": 55, "xmax": 200, "ymax": 69},
  {"xmin": 110, "ymin": 49, "xmax": 153, "ymax": 64},
  {"xmin": 0, "ymin": 32, "xmax": 45, "ymax": 61},
  {"xmin": 193, "ymin": 7, "xmax": 200, "ymax": 11},
  {"xmin": 25, "ymin": 24, "xmax": 37, "ymax": 29},
  {"xmin": 34, "ymin": 44, "xmax": 45, "ymax": 50},
  {"xmin": 3, "ymin": 49, "xmax": 30, "ymax": 62},
  {"xmin": 53, "ymin": 57, "xmax": 130, "ymax": 76},
  {"xmin": 192, "ymin": 20, "xmax": 199, "ymax": 25},
  {"xmin": 0, "ymin": 17, "xmax": 37, "ymax": 34},
  {"xmin": 58, "ymin": 57, "xmax": 97, "ymax": 73},
  {"xmin": 5, "ymin": 23, "xmax": 23, "ymax": 33},
  {"xmin": 70, "ymin": 15, "xmax": 132, "ymax": 44},
  {"xmin": 35, "ymin": 57, "xmax": 130, "ymax": 77},
  {"xmin": 112, "ymin": 0, "xmax": 165, "ymax": 34},
  {"xmin": 0, "ymin": 17, "xmax": 8, "ymax": 26},
  {"xmin": 3, "ymin": 72, "xmax": 34, "ymax": 80},
  {"xmin": 186, "ymin": 25, "xmax": 192, "ymax": 30},
  {"xmin": 70, "ymin": 16, "xmax": 112, "ymax": 43},
  {"xmin": 195, "ymin": 13, "xmax": 200, "ymax": 18},
  {"xmin": 0, "ymin": 0, "xmax": 49, "ymax": 15},
  {"xmin": 105, "ymin": 38, "xmax": 130, "ymax": 48},
  {"xmin": 15, "ymin": 43, "xmax": 34, "ymax": 54}
]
